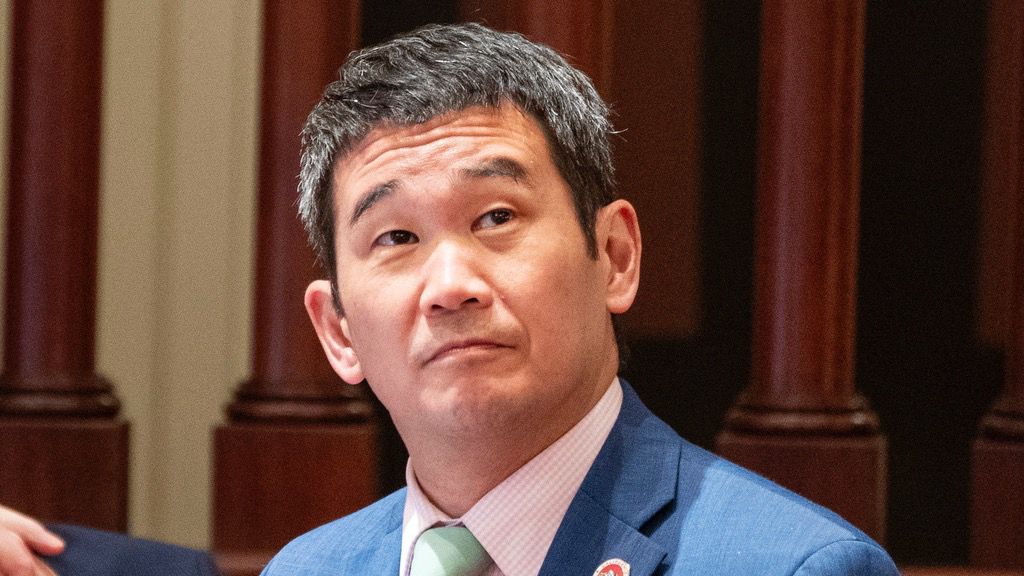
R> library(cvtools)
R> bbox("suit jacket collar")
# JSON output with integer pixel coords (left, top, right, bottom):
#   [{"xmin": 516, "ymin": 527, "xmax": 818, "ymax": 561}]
[
  {"xmin": 539, "ymin": 379, "xmax": 679, "ymax": 576},
  {"xmin": 366, "ymin": 490, "xmax": 405, "ymax": 573}
]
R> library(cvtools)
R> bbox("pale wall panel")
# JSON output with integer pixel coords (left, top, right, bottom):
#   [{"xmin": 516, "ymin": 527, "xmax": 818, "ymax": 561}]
[
  {"xmin": 99, "ymin": 0, "xmax": 165, "ymax": 543},
  {"xmin": 95, "ymin": 0, "xmax": 260, "ymax": 548}
]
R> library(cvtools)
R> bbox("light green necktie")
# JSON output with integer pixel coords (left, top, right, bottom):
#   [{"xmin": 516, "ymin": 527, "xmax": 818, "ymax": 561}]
[{"xmin": 409, "ymin": 526, "xmax": 492, "ymax": 576}]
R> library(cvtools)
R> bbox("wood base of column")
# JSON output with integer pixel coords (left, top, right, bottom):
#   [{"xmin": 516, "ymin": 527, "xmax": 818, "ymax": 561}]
[
  {"xmin": 0, "ymin": 418, "xmax": 129, "ymax": 531},
  {"xmin": 715, "ymin": 431, "xmax": 888, "ymax": 542},
  {"xmin": 214, "ymin": 551, "xmax": 277, "ymax": 576},
  {"xmin": 213, "ymin": 421, "xmax": 380, "ymax": 575},
  {"xmin": 0, "ymin": 374, "xmax": 121, "ymax": 417},
  {"xmin": 970, "ymin": 436, "xmax": 1024, "ymax": 569}
]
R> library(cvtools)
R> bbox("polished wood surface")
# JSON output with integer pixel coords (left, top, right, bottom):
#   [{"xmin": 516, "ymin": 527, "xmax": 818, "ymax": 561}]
[
  {"xmin": 746, "ymin": 0, "xmax": 866, "ymax": 415},
  {"xmin": 0, "ymin": 0, "xmax": 128, "ymax": 532},
  {"xmin": 976, "ymin": 0, "xmax": 1023, "ymax": 348},
  {"xmin": 213, "ymin": 0, "xmax": 382, "ymax": 564},
  {"xmin": 0, "ymin": 0, "xmax": 117, "ymax": 417},
  {"xmin": 716, "ymin": 0, "xmax": 887, "ymax": 542},
  {"xmin": 214, "ymin": 550, "xmax": 275, "ymax": 576},
  {"xmin": 0, "ymin": 419, "xmax": 128, "ymax": 531},
  {"xmin": 460, "ymin": 0, "xmax": 612, "ymax": 93},
  {"xmin": 971, "ymin": 4, "xmax": 1024, "ymax": 567},
  {"xmin": 213, "ymin": 423, "xmax": 378, "ymax": 561},
  {"xmin": 609, "ymin": 0, "xmax": 703, "ymax": 339},
  {"xmin": 227, "ymin": 0, "xmax": 369, "ymax": 422},
  {"xmin": 971, "ymin": 440, "xmax": 1024, "ymax": 569}
]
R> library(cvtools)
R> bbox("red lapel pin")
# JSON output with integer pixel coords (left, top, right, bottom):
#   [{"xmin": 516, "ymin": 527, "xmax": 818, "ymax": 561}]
[{"xmin": 593, "ymin": 558, "xmax": 630, "ymax": 576}]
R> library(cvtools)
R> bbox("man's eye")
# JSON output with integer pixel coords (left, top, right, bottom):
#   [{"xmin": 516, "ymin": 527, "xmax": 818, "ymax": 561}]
[
  {"xmin": 374, "ymin": 230, "xmax": 418, "ymax": 246},
  {"xmin": 475, "ymin": 209, "xmax": 514, "ymax": 230}
]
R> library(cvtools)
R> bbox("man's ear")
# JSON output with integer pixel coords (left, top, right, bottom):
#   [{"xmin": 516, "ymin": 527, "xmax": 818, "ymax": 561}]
[
  {"xmin": 596, "ymin": 199, "xmax": 642, "ymax": 314},
  {"xmin": 305, "ymin": 280, "xmax": 364, "ymax": 384}
]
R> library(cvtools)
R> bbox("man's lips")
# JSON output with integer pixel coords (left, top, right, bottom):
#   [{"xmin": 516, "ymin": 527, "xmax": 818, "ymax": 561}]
[{"xmin": 422, "ymin": 338, "xmax": 510, "ymax": 365}]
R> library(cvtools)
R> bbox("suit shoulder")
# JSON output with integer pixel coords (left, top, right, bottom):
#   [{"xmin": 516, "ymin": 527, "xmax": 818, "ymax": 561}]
[
  {"xmin": 670, "ymin": 443, "xmax": 895, "ymax": 573},
  {"xmin": 261, "ymin": 489, "xmax": 406, "ymax": 575},
  {"xmin": 794, "ymin": 539, "xmax": 900, "ymax": 575}
]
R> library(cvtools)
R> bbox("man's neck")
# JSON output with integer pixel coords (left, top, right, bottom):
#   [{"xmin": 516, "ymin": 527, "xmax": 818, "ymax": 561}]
[{"xmin": 404, "ymin": 379, "xmax": 613, "ymax": 517}]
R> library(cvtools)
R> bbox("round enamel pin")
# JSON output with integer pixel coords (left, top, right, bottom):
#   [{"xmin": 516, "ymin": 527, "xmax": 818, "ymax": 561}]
[{"xmin": 593, "ymin": 558, "xmax": 630, "ymax": 576}]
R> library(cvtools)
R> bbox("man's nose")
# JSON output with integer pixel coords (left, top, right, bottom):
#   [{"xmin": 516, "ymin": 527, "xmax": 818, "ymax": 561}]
[{"xmin": 419, "ymin": 241, "xmax": 493, "ymax": 314}]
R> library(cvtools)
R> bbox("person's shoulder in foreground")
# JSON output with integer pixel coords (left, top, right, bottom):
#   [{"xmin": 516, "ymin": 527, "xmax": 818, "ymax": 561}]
[
  {"xmin": 264, "ymin": 383, "xmax": 898, "ymax": 576},
  {"xmin": 46, "ymin": 524, "xmax": 220, "ymax": 576},
  {"xmin": 0, "ymin": 503, "xmax": 219, "ymax": 576}
]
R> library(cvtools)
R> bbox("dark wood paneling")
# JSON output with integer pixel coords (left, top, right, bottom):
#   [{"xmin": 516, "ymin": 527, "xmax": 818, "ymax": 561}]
[
  {"xmin": 213, "ymin": 424, "xmax": 378, "ymax": 562},
  {"xmin": 0, "ymin": 0, "xmax": 127, "ymax": 532},
  {"xmin": 976, "ymin": 0, "xmax": 1022, "ymax": 349},
  {"xmin": 971, "ymin": 439, "xmax": 1024, "ymax": 569},
  {"xmin": 1, "ymin": 0, "xmax": 117, "ymax": 416},
  {"xmin": 0, "ymin": 419, "xmax": 128, "ymax": 531},
  {"xmin": 971, "ymin": 5, "xmax": 1024, "ymax": 566},
  {"xmin": 610, "ymin": 0, "xmax": 703, "ymax": 339},
  {"xmin": 460, "ymin": 0, "xmax": 612, "ymax": 93},
  {"xmin": 213, "ymin": 1, "xmax": 382, "ymax": 566},
  {"xmin": 228, "ymin": 0, "xmax": 367, "ymax": 422},
  {"xmin": 716, "ymin": 0, "xmax": 888, "ymax": 542}
]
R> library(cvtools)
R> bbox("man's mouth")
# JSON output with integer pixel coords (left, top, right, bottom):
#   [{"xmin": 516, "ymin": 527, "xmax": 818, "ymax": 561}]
[{"xmin": 423, "ymin": 339, "xmax": 509, "ymax": 365}]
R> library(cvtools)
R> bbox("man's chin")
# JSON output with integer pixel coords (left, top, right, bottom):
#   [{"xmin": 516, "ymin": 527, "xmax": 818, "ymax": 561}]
[{"xmin": 429, "ymin": 384, "xmax": 531, "ymax": 431}]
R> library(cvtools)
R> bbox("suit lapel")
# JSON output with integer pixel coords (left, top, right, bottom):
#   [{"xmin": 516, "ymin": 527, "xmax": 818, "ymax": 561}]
[
  {"xmin": 364, "ymin": 490, "xmax": 404, "ymax": 574},
  {"xmin": 539, "ymin": 381, "xmax": 680, "ymax": 576}
]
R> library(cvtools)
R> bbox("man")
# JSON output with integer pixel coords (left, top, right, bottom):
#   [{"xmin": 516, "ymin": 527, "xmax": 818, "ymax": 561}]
[
  {"xmin": 263, "ymin": 23, "xmax": 898, "ymax": 575},
  {"xmin": 0, "ymin": 504, "xmax": 219, "ymax": 576}
]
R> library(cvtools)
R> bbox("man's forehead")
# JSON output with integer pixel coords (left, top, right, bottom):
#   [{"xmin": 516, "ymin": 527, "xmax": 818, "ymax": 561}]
[
  {"xmin": 334, "ymin": 103, "xmax": 537, "ymax": 174},
  {"xmin": 329, "ymin": 104, "xmax": 551, "ymax": 218}
]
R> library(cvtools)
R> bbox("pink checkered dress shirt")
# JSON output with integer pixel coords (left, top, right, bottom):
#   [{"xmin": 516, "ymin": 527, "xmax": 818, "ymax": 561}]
[{"xmin": 400, "ymin": 378, "xmax": 623, "ymax": 576}]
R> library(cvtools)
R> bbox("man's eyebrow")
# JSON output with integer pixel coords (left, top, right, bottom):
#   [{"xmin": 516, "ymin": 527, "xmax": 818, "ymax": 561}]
[
  {"xmin": 350, "ymin": 180, "xmax": 398, "ymax": 226},
  {"xmin": 459, "ymin": 157, "xmax": 531, "ymax": 184}
]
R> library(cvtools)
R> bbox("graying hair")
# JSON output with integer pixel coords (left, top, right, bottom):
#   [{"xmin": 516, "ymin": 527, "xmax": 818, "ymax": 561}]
[{"xmin": 298, "ymin": 23, "xmax": 616, "ymax": 303}]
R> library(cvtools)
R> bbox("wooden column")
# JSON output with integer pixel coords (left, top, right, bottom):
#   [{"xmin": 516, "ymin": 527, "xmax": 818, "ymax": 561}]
[
  {"xmin": 971, "ymin": 1, "xmax": 1024, "ymax": 568},
  {"xmin": 212, "ymin": 3, "xmax": 377, "ymax": 576},
  {"xmin": 715, "ymin": 0, "xmax": 888, "ymax": 542},
  {"xmin": 0, "ymin": 0, "xmax": 129, "ymax": 532},
  {"xmin": 460, "ymin": 0, "xmax": 613, "ymax": 94}
]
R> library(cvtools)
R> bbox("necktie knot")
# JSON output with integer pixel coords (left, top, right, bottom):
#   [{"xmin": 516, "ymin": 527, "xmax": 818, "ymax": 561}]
[{"xmin": 409, "ymin": 526, "xmax": 492, "ymax": 576}]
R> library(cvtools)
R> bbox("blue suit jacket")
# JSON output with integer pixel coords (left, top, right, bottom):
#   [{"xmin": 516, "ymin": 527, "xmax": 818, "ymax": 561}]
[
  {"xmin": 44, "ymin": 524, "xmax": 219, "ymax": 576},
  {"xmin": 262, "ymin": 381, "xmax": 898, "ymax": 575}
]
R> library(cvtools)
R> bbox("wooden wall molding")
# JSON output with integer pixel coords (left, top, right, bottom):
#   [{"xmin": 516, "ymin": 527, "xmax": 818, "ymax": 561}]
[
  {"xmin": 971, "ymin": 4, "xmax": 1024, "ymax": 568},
  {"xmin": 0, "ymin": 0, "xmax": 128, "ymax": 532},
  {"xmin": 716, "ymin": 0, "xmax": 888, "ymax": 542},
  {"xmin": 212, "ymin": 3, "xmax": 377, "ymax": 574}
]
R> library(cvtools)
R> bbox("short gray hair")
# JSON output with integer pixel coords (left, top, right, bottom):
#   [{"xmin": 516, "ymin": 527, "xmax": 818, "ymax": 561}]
[{"xmin": 298, "ymin": 23, "xmax": 616, "ymax": 303}]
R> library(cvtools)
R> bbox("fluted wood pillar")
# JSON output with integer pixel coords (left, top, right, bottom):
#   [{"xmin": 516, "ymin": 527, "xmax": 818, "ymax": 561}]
[
  {"xmin": 460, "ymin": 0, "xmax": 612, "ymax": 94},
  {"xmin": 0, "ymin": 0, "xmax": 129, "ymax": 532},
  {"xmin": 971, "ymin": 1, "xmax": 1024, "ymax": 568},
  {"xmin": 715, "ymin": 0, "xmax": 888, "ymax": 542},
  {"xmin": 212, "ymin": 3, "xmax": 377, "ymax": 575}
]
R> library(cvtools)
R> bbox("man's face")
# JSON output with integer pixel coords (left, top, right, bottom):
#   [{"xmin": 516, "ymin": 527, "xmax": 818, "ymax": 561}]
[{"xmin": 306, "ymin": 103, "xmax": 639, "ymax": 449}]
